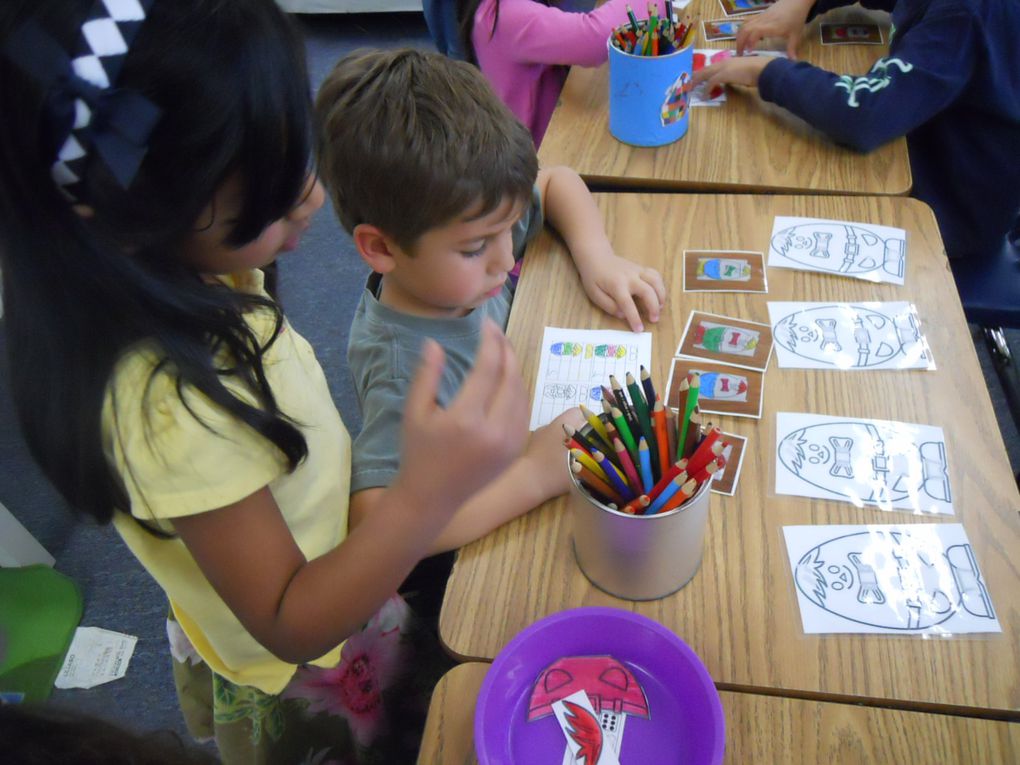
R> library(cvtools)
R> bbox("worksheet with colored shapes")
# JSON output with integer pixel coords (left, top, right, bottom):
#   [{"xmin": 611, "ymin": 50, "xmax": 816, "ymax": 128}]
[{"xmin": 530, "ymin": 327, "xmax": 653, "ymax": 430}]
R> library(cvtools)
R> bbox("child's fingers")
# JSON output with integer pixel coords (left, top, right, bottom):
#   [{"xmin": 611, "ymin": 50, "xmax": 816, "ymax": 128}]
[
  {"xmin": 404, "ymin": 338, "xmax": 445, "ymax": 422},
  {"xmin": 641, "ymin": 268, "xmax": 667, "ymax": 309},
  {"xmin": 632, "ymin": 276, "xmax": 664, "ymax": 323},
  {"xmin": 786, "ymin": 31, "xmax": 802, "ymax": 59}
]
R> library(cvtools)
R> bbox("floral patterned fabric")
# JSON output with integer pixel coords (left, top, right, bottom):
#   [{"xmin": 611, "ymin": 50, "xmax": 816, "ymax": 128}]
[{"xmin": 169, "ymin": 595, "xmax": 453, "ymax": 765}]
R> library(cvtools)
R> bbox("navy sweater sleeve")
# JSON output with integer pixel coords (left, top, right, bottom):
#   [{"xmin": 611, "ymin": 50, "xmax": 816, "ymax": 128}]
[{"xmin": 758, "ymin": 3, "xmax": 977, "ymax": 151}]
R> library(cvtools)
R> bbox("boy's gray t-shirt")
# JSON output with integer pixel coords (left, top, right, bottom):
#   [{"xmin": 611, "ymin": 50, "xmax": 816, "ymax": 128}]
[{"xmin": 347, "ymin": 189, "xmax": 543, "ymax": 493}]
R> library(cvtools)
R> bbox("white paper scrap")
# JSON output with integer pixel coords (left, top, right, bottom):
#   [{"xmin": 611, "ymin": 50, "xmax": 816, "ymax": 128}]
[{"xmin": 54, "ymin": 627, "xmax": 137, "ymax": 689}]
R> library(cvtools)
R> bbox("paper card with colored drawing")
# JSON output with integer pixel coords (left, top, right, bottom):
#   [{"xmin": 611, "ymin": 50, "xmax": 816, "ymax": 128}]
[
  {"xmin": 768, "ymin": 216, "xmax": 907, "ymax": 284},
  {"xmin": 783, "ymin": 524, "xmax": 1000, "ymax": 635},
  {"xmin": 690, "ymin": 49, "xmax": 729, "ymax": 106},
  {"xmin": 820, "ymin": 22, "xmax": 883, "ymax": 45},
  {"xmin": 676, "ymin": 311, "xmax": 774, "ymax": 372},
  {"xmin": 551, "ymin": 690, "xmax": 623, "ymax": 765},
  {"xmin": 711, "ymin": 432, "xmax": 747, "ymax": 495},
  {"xmin": 530, "ymin": 327, "xmax": 652, "ymax": 430},
  {"xmin": 667, "ymin": 357, "xmax": 764, "ymax": 418},
  {"xmin": 775, "ymin": 412, "xmax": 953, "ymax": 515},
  {"xmin": 702, "ymin": 18, "xmax": 743, "ymax": 41},
  {"xmin": 768, "ymin": 301, "xmax": 935, "ymax": 371},
  {"xmin": 683, "ymin": 249, "xmax": 767, "ymax": 293},
  {"xmin": 718, "ymin": 0, "xmax": 775, "ymax": 16}
]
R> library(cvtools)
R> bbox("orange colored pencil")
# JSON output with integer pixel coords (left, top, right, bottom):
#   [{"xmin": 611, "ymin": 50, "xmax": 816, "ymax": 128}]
[
  {"xmin": 571, "ymin": 460, "xmax": 625, "ymax": 505},
  {"xmin": 621, "ymin": 494, "xmax": 651, "ymax": 515}
]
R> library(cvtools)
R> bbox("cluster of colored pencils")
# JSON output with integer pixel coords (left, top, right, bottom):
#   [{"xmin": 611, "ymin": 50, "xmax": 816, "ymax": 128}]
[
  {"xmin": 610, "ymin": 4, "xmax": 697, "ymax": 56},
  {"xmin": 564, "ymin": 369, "xmax": 730, "ymax": 516}
]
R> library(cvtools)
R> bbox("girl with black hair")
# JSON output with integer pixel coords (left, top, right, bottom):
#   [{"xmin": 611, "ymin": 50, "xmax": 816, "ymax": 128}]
[{"xmin": 0, "ymin": 1, "xmax": 528, "ymax": 761}]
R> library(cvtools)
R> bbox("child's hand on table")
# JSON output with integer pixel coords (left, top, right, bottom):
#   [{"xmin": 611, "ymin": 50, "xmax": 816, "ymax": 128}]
[
  {"xmin": 736, "ymin": 0, "xmax": 815, "ymax": 58},
  {"xmin": 523, "ymin": 408, "xmax": 588, "ymax": 500},
  {"xmin": 577, "ymin": 248, "xmax": 666, "ymax": 334},
  {"xmin": 691, "ymin": 55, "xmax": 773, "ymax": 92},
  {"xmin": 394, "ymin": 319, "xmax": 529, "ymax": 521}
]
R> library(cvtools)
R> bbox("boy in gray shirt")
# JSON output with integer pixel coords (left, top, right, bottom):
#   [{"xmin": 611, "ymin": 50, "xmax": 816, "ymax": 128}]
[{"xmin": 316, "ymin": 48, "xmax": 665, "ymax": 552}]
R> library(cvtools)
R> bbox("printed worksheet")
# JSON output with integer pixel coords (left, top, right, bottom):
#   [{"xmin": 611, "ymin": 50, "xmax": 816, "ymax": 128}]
[
  {"xmin": 529, "ymin": 327, "xmax": 652, "ymax": 430},
  {"xmin": 768, "ymin": 216, "xmax": 907, "ymax": 285},
  {"xmin": 768, "ymin": 301, "xmax": 934, "ymax": 370},
  {"xmin": 775, "ymin": 412, "xmax": 953, "ymax": 515},
  {"xmin": 783, "ymin": 524, "xmax": 1000, "ymax": 635}
]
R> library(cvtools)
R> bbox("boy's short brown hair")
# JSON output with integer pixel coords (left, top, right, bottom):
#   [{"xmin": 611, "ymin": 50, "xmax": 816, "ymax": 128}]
[{"xmin": 315, "ymin": 48, "xmax": 538, "ymax": 252}]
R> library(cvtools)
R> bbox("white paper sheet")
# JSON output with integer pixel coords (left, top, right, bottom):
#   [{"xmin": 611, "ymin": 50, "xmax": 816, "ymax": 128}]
[
  {"xmin": 529, "ymin": 328, "xmax": 652, "ymax": 430},
  {"xmin": 768, "ymin": 216, "xmax": 907, "ymax": 285},
  {"xmin": 775, "ymin": 412, "xmax": 953, "ymax": 515},
  {"xmin": 768, "ymin": 301, "xmax": 934, "ymax": 370},
  {"xmin": 783, "ymin": 524, "xmax": 1000, "ymax": 635},
  {"xmin": 55, "ymin": 627, "xmax": 137, "ymax": 689}
]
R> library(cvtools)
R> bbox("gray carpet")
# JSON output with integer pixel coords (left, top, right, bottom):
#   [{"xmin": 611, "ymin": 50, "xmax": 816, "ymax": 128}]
[{"xmin": 2, "ymin": 9, "xmax": 1019, "ymax": 746}]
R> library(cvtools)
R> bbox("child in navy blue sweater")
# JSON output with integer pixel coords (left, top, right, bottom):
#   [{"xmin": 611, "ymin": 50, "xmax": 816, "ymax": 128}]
[{"xmin": 693, "ymin": 0, "xmax": 1020, "ymax": 261}]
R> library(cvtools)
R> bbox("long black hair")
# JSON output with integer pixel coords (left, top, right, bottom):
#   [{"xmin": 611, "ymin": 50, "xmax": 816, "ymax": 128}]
[{"xmin": 0, "ymin": 0, "xmax": 311, "ymax": 525}]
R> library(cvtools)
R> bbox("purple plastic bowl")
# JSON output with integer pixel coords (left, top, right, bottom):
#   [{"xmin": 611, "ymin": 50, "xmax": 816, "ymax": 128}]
[{"xmin": 474, "ymin": 607, "xmax": 725, "ymax": 764}]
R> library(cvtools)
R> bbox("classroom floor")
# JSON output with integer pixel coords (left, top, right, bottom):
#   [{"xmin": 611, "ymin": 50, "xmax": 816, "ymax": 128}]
[{"xmin": 1, "ymin": 7, "xmax": 1018, "ymax": 750}]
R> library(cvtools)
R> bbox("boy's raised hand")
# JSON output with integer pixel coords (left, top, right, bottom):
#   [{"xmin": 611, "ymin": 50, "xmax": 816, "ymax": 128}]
[
  {"xmin": 579, "ymin": 250, "xmax": 665, "ymax": 334},
  {"xmin": 735, "ymin": 0, "xmax": 815, "ymax": 58},
  {"xmin": 396, "ymin": 319, "xmax": 529, "ymax": 520}
]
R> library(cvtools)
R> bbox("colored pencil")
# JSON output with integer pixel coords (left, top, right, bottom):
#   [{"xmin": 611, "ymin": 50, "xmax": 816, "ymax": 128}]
[
  {"xmin": 681, "ymin": 408, "xmax": 702, "ymax": 460},
  {"xmin": 564, "ymin": 424, "xmax": 604, "ymax": 460},
  {"xmin": 665, "ymin": 405, "xmax": 678, "ymax": 464},
  {"xmin": 571, "ymin": 459, "xmax": 625, "ymax": 505},
  {"xmin": 621, "ymin": 494, "xmax": 651, "ymax": 515},
  {"xmin": 677, "ymin": 372, "xmax": 701, "ymax": 460},
  {"xmin": 652, "ymin": 399, "xmax": 670, "ymax": 480},
  {"xmin": 579, "ymin": 403, "xmax": 611, "ymax": 448},
  {"xmin": 646, "ymin": 460, "xmax": 688, "ymax": 502},
  {"xmin": 613, "ymin": 436, "xmax": 643, "ymax": 494},
  {"xmin": 645, "ymin": 472, "xmax": 687, "ymax": 514},
  {"xmin": 692, "ymin": 456, "xmax": 724, "ymax": 485},
  {"xmin": 592, "ymin": 449, "xmax": 636, "ymax": 501},
  {"xmin": 626, "ymin": 371, "xmax": 656, "ymax": 465},
  {"xmin": 601, "ymin": 384, "xmax": 618, "ymax": 408},
  {"xmin": 639, "ymin": 366, "xmax": 657, "ymax": 411},
  {"xmin": 656, "ymin": 477, "xmax": 699, "ymax": 514},
  {"xmin": 569, "ymin": 448, "xmax": 609, "ymax": 482},
  {"xmin": 638, "ymin": 437, "xmax": 655, "ymax": 493},
  {"xmin": 686, "ymin": 426, "xmax": 723, "ymax": 474},
  {"xmin": 610, "ymin": 406, "xmax": 639, "ymax": 463}
]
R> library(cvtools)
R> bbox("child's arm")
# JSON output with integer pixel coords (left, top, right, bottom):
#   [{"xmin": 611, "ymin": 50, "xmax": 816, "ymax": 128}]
[
  {"xmin": 694, "ymin": 5, "xmax": 977, "ymax": 152},
  {"xmin": 350, "ymin": 407, "xmax": 584, "ymax": 553},
  {"xmin": 536, "ymin": 165, "xmax": 665, "ymax": 333},
  {"xmin": 171, "ymin": 320, "xmax": 529, "ymax": 664},
  {"xmin": 494, "ymin": 0, "xmax": 670, "ymax": 68}
]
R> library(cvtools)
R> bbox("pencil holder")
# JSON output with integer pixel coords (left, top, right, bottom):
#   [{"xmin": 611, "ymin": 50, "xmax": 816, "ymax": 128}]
[
  {"xmin": 607, "ymin": 34, "xmax": 694, "ymax": 148},
  {"xmin": 568, "ymin": 451, "xmax": 713, "ymax": 600}
]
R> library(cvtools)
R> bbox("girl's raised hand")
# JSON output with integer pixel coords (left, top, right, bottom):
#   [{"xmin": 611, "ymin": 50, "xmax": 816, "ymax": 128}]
[
  {"xmin": 395, "ymin": 319, "xmax": 529, "ymax": 521},
  {"xmin": 735, "ymin": 0, "xmax": 815, "ymax": 58}
]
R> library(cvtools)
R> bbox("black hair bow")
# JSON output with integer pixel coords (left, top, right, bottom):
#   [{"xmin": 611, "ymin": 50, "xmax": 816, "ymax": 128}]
[{"xmin": 3, "ymin": 19, "xmax": 161, "ymax": 192}]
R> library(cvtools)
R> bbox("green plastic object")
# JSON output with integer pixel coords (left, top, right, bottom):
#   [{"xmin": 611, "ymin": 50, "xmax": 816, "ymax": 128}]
[{"xmin": 0, "ymin": 565, "xmax": 83, "ymax": 702}]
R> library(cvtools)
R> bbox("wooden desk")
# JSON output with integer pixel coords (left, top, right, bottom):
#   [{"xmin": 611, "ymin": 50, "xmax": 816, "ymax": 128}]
[
  {"xmin": 419, "ymin": 664, "xmax": 1020, "ymax": 764},
  {"xmin": 537, "ymin": 2, "xmax": 911, "ymax": 194},
  {"xmin": 439, "ymin": 193, "xmax": 1020, "ymax": 718}
]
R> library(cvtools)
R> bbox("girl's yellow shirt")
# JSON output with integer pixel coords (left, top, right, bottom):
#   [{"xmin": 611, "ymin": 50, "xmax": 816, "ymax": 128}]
[{"xmin": 104, "ymin": 270, "xmax": 350, "ymax": 693}]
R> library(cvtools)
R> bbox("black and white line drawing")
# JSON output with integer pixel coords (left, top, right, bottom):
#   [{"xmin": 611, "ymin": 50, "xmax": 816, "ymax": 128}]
[{"xmin": 768, "ymin": 217, "xmax": 907, "ymax": 285}]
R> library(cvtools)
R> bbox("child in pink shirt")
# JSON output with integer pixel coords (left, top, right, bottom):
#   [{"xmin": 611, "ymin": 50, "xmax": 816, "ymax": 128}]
[{"xmin": 462, "ymin": 0, "xmax": 671, "ymax": 145}]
